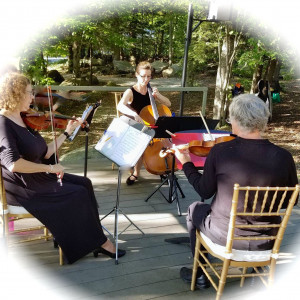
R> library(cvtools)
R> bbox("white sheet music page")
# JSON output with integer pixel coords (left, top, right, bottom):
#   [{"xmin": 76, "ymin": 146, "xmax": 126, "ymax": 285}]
[{"xmin": 95, "ymin": 118, "xmax": 152, "ymax": 167}]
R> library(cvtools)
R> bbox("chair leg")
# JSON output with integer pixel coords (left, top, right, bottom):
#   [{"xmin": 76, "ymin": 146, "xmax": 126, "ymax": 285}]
[
  {"xmin": 191, "ymin": 232, "xmax": 201, "ymax": 291},
  {"xmin": 268, "ymin": 258, "xmax": 276, "ymax": 287},
  {"xmin": 44, "ymin": 227, "xmax": 51, "ymax": 241},
  {"xmin": 59, "ymin": 247, "xmax": 64, "ymax": 266},
  {"xmin": 216, "ymin": 259, "xmax": 230, "ymax": 300},
  {"xmin": 240, "ymin": 267, "xmax": 247, "ymax": 287},
  {"xmin": 4, "ymin": 214, "xmax": 9, "ymax": 235}
]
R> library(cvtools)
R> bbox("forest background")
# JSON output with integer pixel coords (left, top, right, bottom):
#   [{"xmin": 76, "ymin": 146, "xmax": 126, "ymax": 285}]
[{"xmin": 8, "ymin": 0, "xmax": 300, "ymax": 175}]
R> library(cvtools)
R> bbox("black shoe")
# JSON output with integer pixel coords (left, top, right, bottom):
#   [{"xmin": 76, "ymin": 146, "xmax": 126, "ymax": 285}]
[
  {"xmin": 180, "ymin": 267, "xmax": 210, "ymax": 289},
  {"xmin": 126, "ymin": 174, "xmax": 138, "ymax": 185},
  {"xmin": 93, "ymin": 247, "xmax": 126, "ymax": 259}
]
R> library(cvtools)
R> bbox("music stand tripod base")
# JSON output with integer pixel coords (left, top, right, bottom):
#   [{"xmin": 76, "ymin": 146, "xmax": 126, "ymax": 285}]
[
  {"xmin": 145, "ymin": 154, "xmax": 185, "ymax": 216},
  {"xmin": 100, "ymin": 167, "xmax": 144, "ymax": 264}
]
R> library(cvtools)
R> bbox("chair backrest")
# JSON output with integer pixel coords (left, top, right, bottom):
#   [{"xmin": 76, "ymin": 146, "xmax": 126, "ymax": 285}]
[
  {"xmin": 225, "ymin": 184, "xmax": 300, "ymax": 256},
  {"xmin": 114, "ymin": 92, "xmax": 123, "ymax": 118}
]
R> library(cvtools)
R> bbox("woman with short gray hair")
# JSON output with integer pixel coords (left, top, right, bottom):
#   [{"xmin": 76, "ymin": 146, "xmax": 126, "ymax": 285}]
[
  {"xmin": 173, "ymin": 93, "xmax": 298, "ymax": 289},
  {"xmin": 229, "ymin": 93, "xmax": 270, "ymax": 133}
]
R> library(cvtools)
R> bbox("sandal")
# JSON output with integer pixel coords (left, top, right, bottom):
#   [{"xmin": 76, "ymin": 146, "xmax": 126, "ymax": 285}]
[{"xmin": 126, "ymin": 174, "xmax": 138, "ymax": 185}]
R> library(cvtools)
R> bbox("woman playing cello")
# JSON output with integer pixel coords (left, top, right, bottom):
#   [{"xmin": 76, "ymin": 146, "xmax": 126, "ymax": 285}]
[{"xmin": 117, "ymin": 61, "xmax": 171, "ymax": 185}]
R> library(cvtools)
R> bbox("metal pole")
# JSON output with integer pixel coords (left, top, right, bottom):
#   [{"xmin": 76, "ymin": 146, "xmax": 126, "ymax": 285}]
[
  {"xmin": 84, "ymin": 132, "xmax": 88, "ymax": 177},
  {"xmin": 179, "ymin": 3, "xmax": 194, "ymax": 116}
]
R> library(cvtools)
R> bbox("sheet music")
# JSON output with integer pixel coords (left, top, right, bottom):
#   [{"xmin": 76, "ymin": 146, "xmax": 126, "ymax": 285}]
[
  {"xmin": 68, "ymin": 105, "xmax": 93, "ymax": 141},
  {"xmin": 95, "ymin": 118, "xmax": 154, "ymax": 167}
]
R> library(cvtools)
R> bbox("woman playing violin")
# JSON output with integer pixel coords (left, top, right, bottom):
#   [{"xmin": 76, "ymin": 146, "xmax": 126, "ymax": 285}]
[
  {"xmin": 0, "ymin": 73, "xmax": 125, "ymax": 263},
  {"xmin": 173, "ymin": 94, "xmax": 298, "ymax": 289},
  {"xmin": 117, "ymin": 61, "xmax": 171, "ymax": 185}
]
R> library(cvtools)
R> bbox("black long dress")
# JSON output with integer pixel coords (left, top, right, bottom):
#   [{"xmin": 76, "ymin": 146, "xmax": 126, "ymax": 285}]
[{"xmin": 0, "ymin": 115, "xmax": 107, "ymax": 264}]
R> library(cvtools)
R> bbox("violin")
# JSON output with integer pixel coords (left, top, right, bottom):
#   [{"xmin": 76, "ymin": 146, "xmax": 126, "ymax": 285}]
[
  {"xmin": 21, "ymin": 108, "xmax": 77, "ymax": 131},
  {"xmin": 160, "ymin": 135, "xmax": 236, "ymax": 158}
]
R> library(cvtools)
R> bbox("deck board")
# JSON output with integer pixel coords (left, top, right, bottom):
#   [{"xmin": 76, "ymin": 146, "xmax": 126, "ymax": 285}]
[{"xmin": 1, "ymin": 150, "xmax": 300, "ymax": 299}]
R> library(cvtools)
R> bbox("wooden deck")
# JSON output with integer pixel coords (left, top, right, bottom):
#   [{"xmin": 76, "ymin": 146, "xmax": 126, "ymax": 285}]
[{"xmin": 1, "ymin": 148, "xmax": 300, "ymax": 300}]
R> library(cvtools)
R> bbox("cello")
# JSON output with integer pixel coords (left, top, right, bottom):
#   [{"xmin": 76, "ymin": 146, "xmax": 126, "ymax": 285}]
[{"xmin": 139, "ymin": 83, "xmax": 177, "ymax": 175}]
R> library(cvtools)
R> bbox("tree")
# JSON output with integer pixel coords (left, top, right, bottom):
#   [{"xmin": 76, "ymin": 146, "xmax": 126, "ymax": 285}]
[{"xmin": 213, "ymin": 23, "xmax": 243, "ymax": 123}]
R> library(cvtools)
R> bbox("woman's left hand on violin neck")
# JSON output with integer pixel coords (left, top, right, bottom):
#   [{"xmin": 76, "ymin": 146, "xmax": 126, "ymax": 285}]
[{"xmin": 65, "ymin": 117, "xmax": 83, "ymax": 135}]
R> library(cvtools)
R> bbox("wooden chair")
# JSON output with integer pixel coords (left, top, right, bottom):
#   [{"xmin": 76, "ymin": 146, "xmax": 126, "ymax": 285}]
[
  {"xmin": 0, "ymin": 167, "xmax": 64, "ymax": 265},
  {"xmin": 191, "ymin": 184, "xmax": 300, "ymax": 300}
]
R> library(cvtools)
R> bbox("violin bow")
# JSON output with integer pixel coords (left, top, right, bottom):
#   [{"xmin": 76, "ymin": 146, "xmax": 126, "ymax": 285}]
[
  {"xmin": 199, "ymin": 111, "xmax": 214, "ymax": 141},
  {"xmin": 47, "ymin": 85, "xmax": 63, "ymax": 186}
]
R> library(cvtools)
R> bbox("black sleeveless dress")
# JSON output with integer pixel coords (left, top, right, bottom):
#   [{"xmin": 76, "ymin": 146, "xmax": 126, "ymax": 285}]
[
  {"xmin": 129, "ymin": 86, "xmax": 150, "ymax": 114},
  {"xmin": 0, "ymin": 115, "xmax": 107, "ymax": 264}
]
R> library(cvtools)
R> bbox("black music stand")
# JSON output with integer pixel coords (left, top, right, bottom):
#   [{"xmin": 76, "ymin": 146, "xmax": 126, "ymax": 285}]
[
  {"xmin": 68, "ymin": 102, "xmax": 101, "ymax": 177},
  {"xmin": 99, "ymin": 166, "xmax": 145, "ymax": 264},
  {"xmin": 154, "ymin": 116, "xmax": 219, "ymax": 138},
  {"xmin": 95, "ymin": 117, "xmax": 154, "ymax": 264}
]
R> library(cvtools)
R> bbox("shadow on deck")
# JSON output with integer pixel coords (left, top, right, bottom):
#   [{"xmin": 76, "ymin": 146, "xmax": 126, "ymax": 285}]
[{"xmin": 1, "ymin": 150, "xmax": 300, "ymax": 300}]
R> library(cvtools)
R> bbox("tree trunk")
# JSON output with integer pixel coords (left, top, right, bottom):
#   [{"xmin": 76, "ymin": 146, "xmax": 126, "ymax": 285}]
[
  {"xmin": 263, "ymin": 58, "xmax": 270, "ymax": 80},
  {"xmin": 89, "ymin": 44, "xmax": 93, "ymax": 85},
  {"xmin": 272, "ymin": 58, "xmax": 281, "ymax": 93},
  {"xmin": 129, "ymin": 8, "xmax": 138, "ymax": 64},
  {"xmin": 250, "ymin": 64, "xmax": 263, "ymax": 93},
  {"xmin": 72, "ymin": 40, "xmax": 81, "ymax": 78},
  {"xmin": 213, "ymin": 24, "xmax": 242, "ymax": 124},
  {"xmin": 40, "ymin": 51, "xmax": 47, "ymax": 75},
  {"xmin": 266, "ymin": 57, "xmax": 280, "ymax": 92},
  {"xmin": 158, "ymin": 30, "xmax": 164, "ymax": 59},
  {"xmin": 168, "ymin": 15, "xmax": 174, "ymax": 66},
  {"xmin": 113, "ymin": 45, "xmax": 121, "ymax": 61},
  {"xmin": 68, "ymin": 45, "xmax": 73, "ymax": 73}
]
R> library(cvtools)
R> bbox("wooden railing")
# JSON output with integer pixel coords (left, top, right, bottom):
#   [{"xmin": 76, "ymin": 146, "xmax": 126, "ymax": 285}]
[{"xmin": 50, "ymin": 85, "xmax": 208, "ymax": 116}]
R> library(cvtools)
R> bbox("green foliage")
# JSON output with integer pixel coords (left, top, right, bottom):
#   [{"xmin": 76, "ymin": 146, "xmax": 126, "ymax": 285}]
[{"xmin": 16, "ymin": 0, "xmax": 299, "ymax": 87}]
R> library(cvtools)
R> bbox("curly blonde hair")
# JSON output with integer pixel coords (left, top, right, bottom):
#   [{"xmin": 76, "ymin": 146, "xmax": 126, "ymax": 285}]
[{"xmin": 0, "ymin": 72, "xmax": 30, "ymax": 111}]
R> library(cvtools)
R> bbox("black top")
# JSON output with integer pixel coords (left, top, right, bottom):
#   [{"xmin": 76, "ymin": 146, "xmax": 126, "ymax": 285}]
[
  {"xmin": 182, "ymin": 137, "xmax": 298, "ymax": 250},
  {"xmin": 0, "ymin": 115, "xmax": 107, "ymax": 263},
  {"xmin": 129, "ymin": 86, "xmax": 150, "ymax": 114}
]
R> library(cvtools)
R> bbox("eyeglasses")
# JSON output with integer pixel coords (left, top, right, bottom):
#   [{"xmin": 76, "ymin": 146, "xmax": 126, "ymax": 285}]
[
  {"xmin": 139, "ymin": 74, "xmax": 151, "ymax": 79},
  {"xmin": 225, "ymin": 118, "xmax": 231, "ymax": 125}
]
